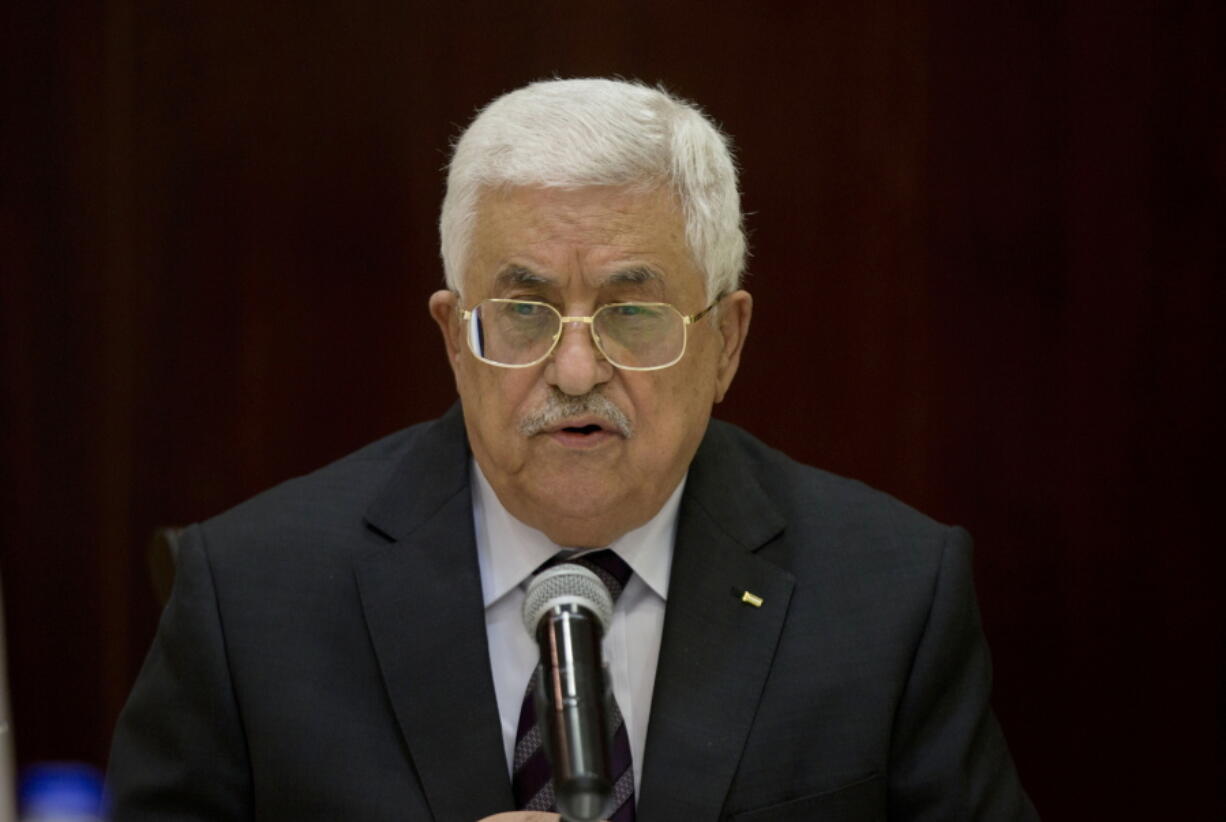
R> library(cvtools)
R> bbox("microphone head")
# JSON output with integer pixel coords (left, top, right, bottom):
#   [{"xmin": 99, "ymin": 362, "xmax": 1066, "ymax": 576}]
[{"xmin": 522, "ymin": 563, "xmax": 615, "ymax": 635}]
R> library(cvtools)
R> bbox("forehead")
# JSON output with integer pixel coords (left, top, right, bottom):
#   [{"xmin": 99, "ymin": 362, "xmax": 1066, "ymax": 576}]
[{"xmin": 463, "ymin": 185, "xmax": 704, "ymax": 299}]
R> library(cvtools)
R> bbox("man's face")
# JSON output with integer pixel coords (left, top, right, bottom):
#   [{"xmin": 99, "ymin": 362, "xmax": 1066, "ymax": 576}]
[{"xmin": 430, "ymin": 185, "xmax": 751, "ymax": 547}]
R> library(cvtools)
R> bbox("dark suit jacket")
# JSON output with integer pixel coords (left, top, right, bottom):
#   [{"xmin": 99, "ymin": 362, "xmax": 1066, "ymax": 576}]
[{"xmin": 108, "ymin": 406, "xmax": 1037, "ymax": 821}]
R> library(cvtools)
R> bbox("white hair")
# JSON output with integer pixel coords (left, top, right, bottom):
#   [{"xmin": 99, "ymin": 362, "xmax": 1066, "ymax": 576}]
[{"xmin": 439, "ymin": 78, "xmax": 746, "ymax": 300}]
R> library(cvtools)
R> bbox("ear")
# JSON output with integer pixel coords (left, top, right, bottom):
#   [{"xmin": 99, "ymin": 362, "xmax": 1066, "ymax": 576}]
[
  {"xmin": 428, "ymin": 290, "xmax": 463, "ymax": 377},
  {"xmin": 712, "ymin": 290, "xmax": 752, "ymax": 404}
]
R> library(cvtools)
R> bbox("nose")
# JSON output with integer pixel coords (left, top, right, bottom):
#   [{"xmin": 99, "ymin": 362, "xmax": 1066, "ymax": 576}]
[{"xmin": 544, "ymin": 321, "xmax": 614, "ymax": 396}]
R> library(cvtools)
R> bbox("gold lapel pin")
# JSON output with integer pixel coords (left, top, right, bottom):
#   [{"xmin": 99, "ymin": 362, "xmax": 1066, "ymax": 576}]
[{"xmin": 740, "ymin": 591, "xmax": 764, "ymax": 608}]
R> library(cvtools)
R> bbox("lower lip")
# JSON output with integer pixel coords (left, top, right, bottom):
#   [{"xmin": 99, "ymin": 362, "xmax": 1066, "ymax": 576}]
[{"xmin": 547, "ymin": 429, "xmax": 620, "ymax": 449}]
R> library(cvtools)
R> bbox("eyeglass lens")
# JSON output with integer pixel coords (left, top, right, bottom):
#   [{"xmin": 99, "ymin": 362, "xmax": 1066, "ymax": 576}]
[{"xmin": 469, "ymin": 300, "xmax": 686, "ymax": 368}]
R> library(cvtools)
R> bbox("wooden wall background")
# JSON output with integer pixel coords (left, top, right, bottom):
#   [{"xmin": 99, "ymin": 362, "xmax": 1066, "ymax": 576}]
[{"xmin": 2, "ymin": 2, "xmax": 1221, "ymax": 818}]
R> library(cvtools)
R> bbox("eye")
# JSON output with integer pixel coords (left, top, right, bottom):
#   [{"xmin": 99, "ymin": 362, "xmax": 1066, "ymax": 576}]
[
  {"xmin": 608, "ymin": 304, "xmax": 647, "ymax": 317},
  {"xmin": 509, "ymin": 301, "xmax": 549, "ymax": 317},
  {"xmin": 606, "ymin": 303, "xmax": 666, "ymax": 321}
]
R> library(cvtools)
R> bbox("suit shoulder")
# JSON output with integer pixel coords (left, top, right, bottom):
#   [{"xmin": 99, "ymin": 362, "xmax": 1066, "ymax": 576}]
[
  {"xmin": 706, "ymin": 418, "xmax": 954, "ymax": 545},
  {"xmin": 702, "ymin": 419, "xmax": 968, "ymax": 629},
  {"xmin": 196, "ymin": 416, "xmax": 447, "ymax": 556}
]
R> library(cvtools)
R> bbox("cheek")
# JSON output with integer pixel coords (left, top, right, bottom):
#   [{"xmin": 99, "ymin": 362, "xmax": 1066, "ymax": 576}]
[
  {"xmin": 626, "ymin": 372, "xmax": 712, "ymax": 453},
  {"xmin": 458, "ymin": 360, "xmax": 540, "ymax": 431}
]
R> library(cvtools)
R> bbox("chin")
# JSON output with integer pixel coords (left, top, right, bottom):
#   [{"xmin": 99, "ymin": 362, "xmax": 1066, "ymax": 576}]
[
  {"xmin": 522, "ymin": 478, "xmax": 632, "ymax": 542},
  {"xmin": 528, "ymin": 475, "xmax": 625, "ymax": 519}
]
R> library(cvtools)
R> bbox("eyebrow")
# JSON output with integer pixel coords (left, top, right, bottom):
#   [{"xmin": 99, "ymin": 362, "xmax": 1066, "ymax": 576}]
[
  {"xmin": 602, "ymin": 266, "xmax": 663, "ymax": 288},
  {"xmin": 494, "ymin": 264, "xmax": 553, "ymax": 290},
  {"xmin": 491, "ymin": 263, "xmax": 665, "ymax": 294}
]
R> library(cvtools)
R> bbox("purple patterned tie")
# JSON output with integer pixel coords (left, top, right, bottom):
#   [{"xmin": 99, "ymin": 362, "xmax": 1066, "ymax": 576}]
[{"xmin": 512, "ymin": 549, "xmax": 636, "ymax": 822}]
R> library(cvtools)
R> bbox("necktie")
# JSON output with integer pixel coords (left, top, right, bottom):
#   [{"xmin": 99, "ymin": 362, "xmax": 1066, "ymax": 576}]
[{"xmin": 512, "ymin": 549, "xmax": 636, "ymax": 821}]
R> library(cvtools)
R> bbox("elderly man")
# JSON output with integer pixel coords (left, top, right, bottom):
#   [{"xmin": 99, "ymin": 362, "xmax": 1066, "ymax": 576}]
[{"xmin": 108, "ymin": 79, "xmax": 1037, "ymax": 821}]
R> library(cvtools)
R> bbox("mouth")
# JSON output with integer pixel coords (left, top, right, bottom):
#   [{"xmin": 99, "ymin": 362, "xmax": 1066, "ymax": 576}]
[
  {"xmin": 518, "ymin": 389, "xmax": 635, "ymax": 443},
  {"xmin": 544, "ymin": 417, "xmax": 622, "ymax": 449}
]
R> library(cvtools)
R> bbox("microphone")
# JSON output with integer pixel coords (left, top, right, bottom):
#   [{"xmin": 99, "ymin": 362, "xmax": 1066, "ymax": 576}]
[{"xmin": 521, "ymin": 562, "xmax": 616, "ymax": 822}]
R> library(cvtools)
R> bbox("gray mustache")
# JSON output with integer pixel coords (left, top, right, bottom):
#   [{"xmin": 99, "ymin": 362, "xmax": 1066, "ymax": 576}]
[{"xmin": 519, "ymin": 390, "xmax": 634, "ymax": 438}]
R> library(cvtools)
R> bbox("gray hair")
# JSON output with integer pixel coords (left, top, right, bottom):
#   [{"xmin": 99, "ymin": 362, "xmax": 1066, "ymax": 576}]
[{"xmin": 439, "ymin": 78, "xmax": 746, "ymax": 300}]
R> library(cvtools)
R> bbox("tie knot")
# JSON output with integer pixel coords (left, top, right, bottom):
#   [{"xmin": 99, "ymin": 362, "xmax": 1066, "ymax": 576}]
[{"xmin": 542, "ymin": 549, "xmax": 633, "ymax": 603}]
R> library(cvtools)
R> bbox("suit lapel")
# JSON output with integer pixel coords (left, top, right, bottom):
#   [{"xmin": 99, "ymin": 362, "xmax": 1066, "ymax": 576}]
[
  {"xmin": 637, "ymin": 423, "xmax": 794, "ymax": 822},
  {"xmin": 355, "ymin": 407, "xmax": 513, "ymax": 820}
]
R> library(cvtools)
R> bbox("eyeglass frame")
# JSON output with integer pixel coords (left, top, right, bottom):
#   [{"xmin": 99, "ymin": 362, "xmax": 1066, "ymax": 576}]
[{"xmin": 459, "ymin": 295, "xmax": 723, "ymax": 371}]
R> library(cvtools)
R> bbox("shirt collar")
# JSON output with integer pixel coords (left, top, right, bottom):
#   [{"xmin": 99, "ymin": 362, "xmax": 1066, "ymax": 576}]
[{"xmin": 471, "ymin": 458, "xmax": 681, "ymax": 608}]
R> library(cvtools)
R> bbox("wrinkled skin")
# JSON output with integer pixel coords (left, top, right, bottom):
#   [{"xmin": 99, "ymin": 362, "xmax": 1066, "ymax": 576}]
[{"xmin": 430, "ymin": 185, "xmax": 751, "ymax": 547}]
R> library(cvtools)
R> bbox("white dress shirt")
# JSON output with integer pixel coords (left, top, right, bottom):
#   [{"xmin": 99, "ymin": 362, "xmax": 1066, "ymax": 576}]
[{"xmin": 471, "ymin": 459, "xmax": 681, "ymax": 794}]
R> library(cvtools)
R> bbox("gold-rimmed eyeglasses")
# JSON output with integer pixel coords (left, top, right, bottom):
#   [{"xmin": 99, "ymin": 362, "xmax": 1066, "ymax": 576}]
[{"xmin": 461, "ymin": 298, "xmax": 721, "ymax": 371}]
